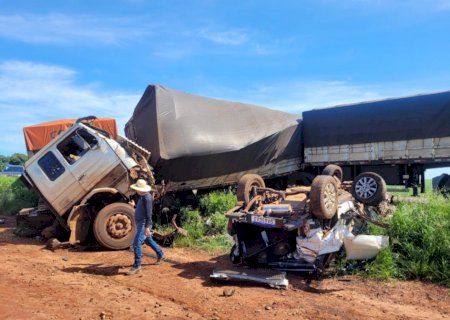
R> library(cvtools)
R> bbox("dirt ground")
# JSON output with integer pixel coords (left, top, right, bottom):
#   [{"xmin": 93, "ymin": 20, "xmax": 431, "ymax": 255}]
[{"xmin": 0, "ymin": 215, "xmax": 449, "ymax": 320}]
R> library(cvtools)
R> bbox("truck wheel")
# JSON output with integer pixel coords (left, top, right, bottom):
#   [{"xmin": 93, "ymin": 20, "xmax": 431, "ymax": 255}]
[
  {"xmin": 351, "ymin": 172, "xmax": 387, "ymax": 206},
  {"xmin": 322, "ymin": 164, "xmax": 343, "ymax": 181},
  {"xmin": 94, "ymin": 203, "xmax": 135, "ymax": 250},
  {"xmin": 309, "ymin": 175, "xmax": 338, "ymax": 219},
  {"xmin": 236, "ymin": 174, "xmax": 265, "ymax": 204}
]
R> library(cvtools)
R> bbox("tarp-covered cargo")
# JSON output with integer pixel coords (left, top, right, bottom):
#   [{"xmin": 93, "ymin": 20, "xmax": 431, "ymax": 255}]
[
  {"xmin": 23, "ymin": 118, "xmax": 118, "ymax": 155},
  {"xmin": 303, "ymin": 90, "xmax": 450, "ymax": 148},
  {"xmin": 125, "ymin": 85, "xmax": 302, "ymax": 191}
]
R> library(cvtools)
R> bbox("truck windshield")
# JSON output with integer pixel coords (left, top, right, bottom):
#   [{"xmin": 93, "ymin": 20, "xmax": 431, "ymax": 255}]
[{"xmin": 57, "ymin": 129, "xmax": 97, "ymax": 165}]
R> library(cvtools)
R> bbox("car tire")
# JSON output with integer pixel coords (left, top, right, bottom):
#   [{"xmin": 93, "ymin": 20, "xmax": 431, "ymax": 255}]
[
  {"xmin": 351, "ymin": 172, "xmax": 387, "ymax": 206},
  {"xmin": 93, "ymin": 203, "xmax": 135, "ymax": 250},
  {"xmin": 322, "ymin": 164, "xmax": 343, "ymax": 182},
  {"xmin": 236, "ymin": 174, "xmax": 265, "ymax": 204},
  {"xmin": 309, "ymin": 175, "xmax": 339, "ymax": 219}
]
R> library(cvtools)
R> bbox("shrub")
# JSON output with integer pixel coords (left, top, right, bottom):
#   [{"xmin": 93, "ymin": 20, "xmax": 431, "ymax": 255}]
[
  {"xmin": 205, "ymin": 212, "xmax": 229, "ymax": 235},
  {"xmin": 174, "ymin": 191, "xmax": 236, "ymax": 253},
  {"xmin": 199, "ymin": 191, "xmax": 236, "ymax": 217},
  {"xmin": 0, "ymin": 176, "xmax": 38, "ymax": 215}
]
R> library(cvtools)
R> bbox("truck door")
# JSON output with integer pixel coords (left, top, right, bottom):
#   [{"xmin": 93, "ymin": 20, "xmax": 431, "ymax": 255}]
[
  {"xmin": 56, "ymin": 127, "xmax": 121, "ymax": 192},
  {"xmin": 33, "ymin": 149, "xmax": 86, "ymax": 215}
]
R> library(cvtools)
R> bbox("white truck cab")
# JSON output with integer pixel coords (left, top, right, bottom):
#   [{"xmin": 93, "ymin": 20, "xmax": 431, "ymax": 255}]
[{"xmin": 22, "ymin": 122, "xmax": 155, "ymax": 249}]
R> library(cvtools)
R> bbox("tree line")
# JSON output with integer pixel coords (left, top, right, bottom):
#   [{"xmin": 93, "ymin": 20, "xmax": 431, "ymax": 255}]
[{"xmin": 0, "ymin": 153, "xmax": 28, "ymax": 171}]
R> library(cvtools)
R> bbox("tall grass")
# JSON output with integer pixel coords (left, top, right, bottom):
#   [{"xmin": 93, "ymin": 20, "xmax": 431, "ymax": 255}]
[
  {"xmin": 173, "ymin": 191, "xmax": 236, "ymax": 253},
  {"xmin": 365, "ymin": 193, "xmax": 450, "ymax": 287},
  {"xmin": 0, "ymin": 176, "xmax": 38, "ymax": 215}
]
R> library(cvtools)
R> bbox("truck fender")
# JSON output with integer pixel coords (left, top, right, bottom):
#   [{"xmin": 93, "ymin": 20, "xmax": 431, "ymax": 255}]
[{"xmin": 67, "ymin": 187, "xmax": 123, "ymax": 245}]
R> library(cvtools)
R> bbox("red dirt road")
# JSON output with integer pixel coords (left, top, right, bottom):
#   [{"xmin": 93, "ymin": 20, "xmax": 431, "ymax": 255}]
[{"xmin": 0, "ymin": 215, "xmax": 449, "ymax": 320}]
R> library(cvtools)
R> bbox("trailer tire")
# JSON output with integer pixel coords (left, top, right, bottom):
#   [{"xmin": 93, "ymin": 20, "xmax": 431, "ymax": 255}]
[
  {"xmin": 322, "ymin": 164, "xmax": 343, "ymax": 181},
  {"xmin": 351, "ymin": 172, "xmax": 387, "ymax": 206},
  {"xmin": 93, "ymin": 203, "xmax": 135, "ymax": 250},
  {"xmin": 310, "ymin": 175, "xmax": 338, "ymax": 219},
  {"xmin": 236, "ymin": 174, "xmax": 265, "ymax": 204}
]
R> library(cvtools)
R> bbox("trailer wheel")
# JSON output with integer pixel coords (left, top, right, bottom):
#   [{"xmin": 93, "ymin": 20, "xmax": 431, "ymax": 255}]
[
  {"xmin": 93, "ymin": 203, "xmax": 135, "ymax": 250},
  {"xmin": 310, "ymin": 175, "xmax": 338, "ymax": 219},
  {"xmin": 351, "ymin": 172, "xmax": 387, "ymax": 206},
  {"xmin": 322, "ymin": 164, "xmax": 343, "ymax": 181},
  {"xmin": 236, "ymin": 174, "xmax": 265, "ymax": 204}
]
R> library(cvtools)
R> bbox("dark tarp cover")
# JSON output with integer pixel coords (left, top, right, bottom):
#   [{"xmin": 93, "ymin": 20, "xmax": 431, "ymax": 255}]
[
  {"xmin": 303, "ymin": 90, "xmax": 450, "ymax": 148},
  {"xmin": 125, "ymin": 85, "xmax": 302, "ymax": 189}
]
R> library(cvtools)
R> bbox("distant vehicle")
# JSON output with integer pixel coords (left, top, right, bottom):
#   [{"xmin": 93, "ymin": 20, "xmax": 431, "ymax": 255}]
[{"xmin": 0, "ymin": 164, "xmax": 24, "ymax": 176}]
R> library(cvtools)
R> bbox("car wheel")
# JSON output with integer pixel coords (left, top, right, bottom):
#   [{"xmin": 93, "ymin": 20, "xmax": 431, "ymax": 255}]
[
  {"xmin": 309, "ymin": 175, "xmax": 339, "ymax": 219},
  {"xmin": 351, "ymin": 172, "xmax": 387, "ymax": 206},
  {"xmin": 236, "ymin": 174, "xmax": 265, "ymax": 204},
  {"xmin": 322, "ymin": 164, "xmax": 343, "ymax": 182},
  {"xmin": 93, "ymin": 203, "xmax": 135, "ymax": 250}
]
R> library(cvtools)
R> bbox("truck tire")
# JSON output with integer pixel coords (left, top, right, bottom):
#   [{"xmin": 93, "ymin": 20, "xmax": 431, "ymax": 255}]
[
  {"xmin": 236, "ymin": 174, "xmax": 265, "ymax": 204},
  {"xmin": 309, "ymin": 175, "xmax": 338, "ymax": 219},
  {"xmin": 351, "ymin": 172, "xmax": 387, "ymax": 206},
  {"xmin": 93, "ymin": 203, "xmax": 135, "ymax": 250},
  {"xmin": 322, "ymin": 164, "xmax": 343, "ymax": 181}
]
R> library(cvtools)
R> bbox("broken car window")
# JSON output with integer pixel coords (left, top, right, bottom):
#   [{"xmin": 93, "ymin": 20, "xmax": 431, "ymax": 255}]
[
  {"xmin": 57, "ymin": 129, "xmax": 93, "ymax": 164},
  {"xmin": 38, "ymin": 151, "xmax": 65, "ymax": 181}
]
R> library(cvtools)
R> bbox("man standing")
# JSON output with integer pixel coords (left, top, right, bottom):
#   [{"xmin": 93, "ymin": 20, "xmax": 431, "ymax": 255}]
[{"xmin": 127, "ymin": 179, "xmax": 165, "ymax": 275}]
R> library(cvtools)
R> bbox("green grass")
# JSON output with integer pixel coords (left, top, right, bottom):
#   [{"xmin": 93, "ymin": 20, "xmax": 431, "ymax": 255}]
[
  {"xmin": 387, "ymin": 179, "xmax": 433, "ymax": 197},
  {"xmin": 363, "ymin": 193, "xmax": 450, "ymax": 287},
  {"xmin": 172, "ymin": 191, "xmax": 236, "ymax": 254},
  {"xmin": 0, "ymin": 176, "xmax": 38, "ymax": 215}
]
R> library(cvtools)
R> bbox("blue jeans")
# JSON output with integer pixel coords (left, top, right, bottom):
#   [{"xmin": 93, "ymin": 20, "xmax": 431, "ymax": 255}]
[{"xmin": 132, "ymin": 222, "xmax": 164, "ymax": 268}]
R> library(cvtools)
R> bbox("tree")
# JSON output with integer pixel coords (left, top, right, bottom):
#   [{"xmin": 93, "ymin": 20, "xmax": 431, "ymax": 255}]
[
  {"xmin": 8, "ymin": 153, "xmax": 28, "ymax": 166},
  {"xmin": 0, "ymin": 155, "xmax": 8, "ymax": 171},
  {"xmin": 0, "ymin": 153, "xmax": 29, "ymax": 170}
]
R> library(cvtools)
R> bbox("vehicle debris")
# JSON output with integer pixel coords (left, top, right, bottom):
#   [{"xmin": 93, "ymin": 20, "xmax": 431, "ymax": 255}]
[
  {"xmin": 210, "ymin": 268, "xmax": 289, "ymax": 289},
  {"xmin": 224, "ymin": 165, "xmax": 391, "ymax": 278}
]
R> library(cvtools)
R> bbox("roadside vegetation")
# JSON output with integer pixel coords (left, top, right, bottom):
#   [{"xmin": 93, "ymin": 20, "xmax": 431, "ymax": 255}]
[
  {"xmin": 170, "ymin": 191, "xmax": 236, "ymax": 253},
  {"xmin": 0, "ymin": 176, "xmax": 38, "ymax": 215},
  {"xmin": 362, "ymin": 192, "xmax": 450, "ymax": 287}
]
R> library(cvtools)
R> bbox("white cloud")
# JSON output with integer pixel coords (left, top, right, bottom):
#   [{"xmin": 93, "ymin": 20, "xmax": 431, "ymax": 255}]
[
  {"xmin": 0, "ymin": 60, "xmax": 140, "ymax": 155},
  {"xmin": 198, "ymin": 28, "xmax": 249, "ymax": 46},
  {"xmin": 324, "ymin": 0, "xmax": 450, "ymax": 12},
  {"xmin": 199, "ymin": 80, "xmax": 437, "ymax": 115},
  {"xmin": 0, "ymin": 14, "xmax": 153, "ymax": 45}
]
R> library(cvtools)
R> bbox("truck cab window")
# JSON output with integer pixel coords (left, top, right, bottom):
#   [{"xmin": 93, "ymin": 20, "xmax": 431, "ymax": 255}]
[
  {"xmin": 57, "ymin": 131, "xmax": 91, "ymax": 164},
  {"xmin": 38, "ymin": 151, "xmax": 65, "ymax": 181},
  {"xmin": 77, "ymin": 128, "xmax": 98, "ymax": 147}
]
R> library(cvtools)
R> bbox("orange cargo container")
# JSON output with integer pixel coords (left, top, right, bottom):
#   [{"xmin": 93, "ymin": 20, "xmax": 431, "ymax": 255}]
[{"xmin": 23, "ymin": 118, "xmax": 117, "ymax": 156}]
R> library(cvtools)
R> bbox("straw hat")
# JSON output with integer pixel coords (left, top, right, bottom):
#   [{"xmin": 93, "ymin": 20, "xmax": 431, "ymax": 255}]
[{"xmin": 130, "ymin": 179, "xmax": 152, "ymax": 192}]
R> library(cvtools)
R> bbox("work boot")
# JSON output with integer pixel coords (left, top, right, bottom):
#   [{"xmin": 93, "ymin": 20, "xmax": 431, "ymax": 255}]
[
  {"xmin": 126, "ymin": 266, "xmax": 141, "ymax": 275},
  {"xmin": 155, "ymin": 255, "xmax": 166, "ymax": 265}
]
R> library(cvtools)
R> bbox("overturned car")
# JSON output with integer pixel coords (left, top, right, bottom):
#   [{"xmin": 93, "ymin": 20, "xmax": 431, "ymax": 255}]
[{"xmin": 224, "ymin": 165, "xmax": 390, "ymax": 277}]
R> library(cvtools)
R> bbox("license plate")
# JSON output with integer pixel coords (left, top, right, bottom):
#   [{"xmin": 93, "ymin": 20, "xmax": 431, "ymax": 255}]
[{"xmin": 251, "ymin": 215, "xmax": 276, "ymax": 227}]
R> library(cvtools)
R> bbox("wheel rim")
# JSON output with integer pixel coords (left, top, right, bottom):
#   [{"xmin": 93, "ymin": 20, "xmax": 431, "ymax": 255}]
[
  {"xmin": 355, "ymin": 177, "xmax": 378, "ymax": 199},
  {"xmin": 106, "ymin": 213, "xmax": 132, "ymax": 239},
  {"xmin": 323, "ymin": 183, "xmax": 337, "ymax": 211}
]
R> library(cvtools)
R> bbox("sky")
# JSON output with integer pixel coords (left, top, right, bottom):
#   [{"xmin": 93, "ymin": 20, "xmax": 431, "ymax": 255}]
[{"xmin": 0, "ymin": 0, "xmax": 449, "ymax": 179}]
